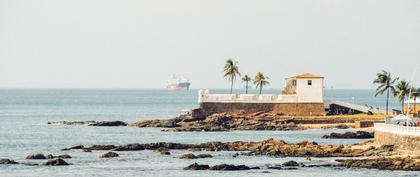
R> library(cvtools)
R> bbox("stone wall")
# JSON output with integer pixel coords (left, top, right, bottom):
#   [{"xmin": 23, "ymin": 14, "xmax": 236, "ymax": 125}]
[
  {"xmin": 199, "ymin": 102, "xmax": 325, "ymax": 117},
  {"xmin": 375, "ymin": 131, "xmax": 420, "ymax": 151}
]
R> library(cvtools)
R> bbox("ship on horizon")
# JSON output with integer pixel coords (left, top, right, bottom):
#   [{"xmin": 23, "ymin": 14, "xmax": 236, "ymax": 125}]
[{"xmin": 166, "ymin": 74, "xmax": 191, "ymax": 91}]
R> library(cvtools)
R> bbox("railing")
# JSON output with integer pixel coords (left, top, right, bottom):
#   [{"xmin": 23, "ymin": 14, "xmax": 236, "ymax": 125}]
[{"xmin": 374, "ymin": 123, "xmax": 420, "ymax": 136}]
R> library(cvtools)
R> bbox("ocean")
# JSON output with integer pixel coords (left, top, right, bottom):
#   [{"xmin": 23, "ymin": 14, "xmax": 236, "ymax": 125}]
[{"xmin": 0, "ymin": 89, "xmax": 417, "ymax": 177}]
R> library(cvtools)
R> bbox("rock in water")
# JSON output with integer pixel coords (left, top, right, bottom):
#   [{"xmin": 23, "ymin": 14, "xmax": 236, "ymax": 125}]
[
  {"xmin": 322, "ymin": 131, "xmax": 374, "ymax": 139},
  {"xmin": 58, "ymin": 154, "xmax": 72, "ymax": 159},
  {"xmin": 112, "ymin": 144, "xmax": 144, "ymax": 151},
  {"xmin": 62, "ymin": 145, "xmax": 84, "ymax": 151},
  {"xmin": 26, "ymin": 153, "xmax": 48, "ymax": 160},
  {"xmin": 45, "ymin": 159, "xmax": 70, "ymax": 166},
  {"xmin": 197, "ymin": 154, "xmax": 213, "ymax": 158},
  {"xmin": 180, "ymin": 153, "xmax": 198, "ymax": 159},
  {"xmin": 101, "ymin": 152, "xmax": 119, "ymax": 158},
  {"xmin": 89, "ymin": 121, "xmax": 128, "ymax": 126},
  {"xmin": 183, "ymin": 163, "xmax": 210, "ymax": 170},
  {"xmin": 282, "ymin": 160, "xmax": 299, "ymax": 167},
  {"xmin": 0, "ymin": 159, "xmax": 19, "ymax": 164},
  {"xmin": 210, "ymin": 164, "xmax": 252, "ymax": 171}
]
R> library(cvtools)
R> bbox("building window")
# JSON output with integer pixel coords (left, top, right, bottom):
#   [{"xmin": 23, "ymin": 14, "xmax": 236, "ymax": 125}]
[
  {"xmin": 292, "ymin": 80, "xmax": 297, "ymax": 86},
  {"xmin": 308, "ymin": 80, "xmax": 312, "ymax": 86}
]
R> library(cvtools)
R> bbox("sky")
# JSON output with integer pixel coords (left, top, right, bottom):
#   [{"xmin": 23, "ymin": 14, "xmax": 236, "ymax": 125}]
[{"xmin": 1, "ymin": 0, "xmax": 420, "ymax": 89}]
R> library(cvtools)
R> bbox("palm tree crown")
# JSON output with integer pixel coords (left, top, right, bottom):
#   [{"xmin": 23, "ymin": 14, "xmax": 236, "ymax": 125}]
[
  {"xmin": 253, "ymin": 72, "xmax": 270, "ymax": 94},
  {"xmin": 223, "ymin": 59, "xmax": 241, "ymax": 94},
  {"xmin": 394, "ymin": 80, "xmax": 410, "ymax": 113},
  {"xmin": 242, "ymin": 74, "xmax": 251, "ymax": 94},
  {"xmin": 373, "ymin": 70, "xmax": 399, "ymax": 115}
]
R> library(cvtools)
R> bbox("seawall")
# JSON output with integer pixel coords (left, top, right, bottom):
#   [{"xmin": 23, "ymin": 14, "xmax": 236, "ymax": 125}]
[
  {"xmin": 199, "ymin": 102, "xmax": 325, "ymax": 117},
  {"xmin": 374, "ymin": 123, "xmax": 420, "ymax": 151}
]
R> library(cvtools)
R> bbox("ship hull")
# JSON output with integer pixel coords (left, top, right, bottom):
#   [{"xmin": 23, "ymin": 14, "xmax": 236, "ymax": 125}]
[{"xmin": 167, "ymin": 82, "xmax": 191, "ymax": 91}]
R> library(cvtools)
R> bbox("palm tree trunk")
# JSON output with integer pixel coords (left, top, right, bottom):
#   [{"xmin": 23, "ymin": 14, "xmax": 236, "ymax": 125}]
[
  {"xmin": 402, "ymin": 99, "xmax": 405, "ymax": 114},
  {"xmin": 259, "ymin": 85, "xmax": 262, "ymax": 94},
  {"xmin": 230, "ymin": 79, "xmax": 233, "ymax": 94},
  {"xmin": 245, "ymin": 81, "xmax": 248, "ymax": 94},
  {"xmin": 415, "ymin": 97, "xmax": 417, "ymax": 117},
  {"xmin": 386, "ymin": 89, "xmax": 389, "ymax": 115}
]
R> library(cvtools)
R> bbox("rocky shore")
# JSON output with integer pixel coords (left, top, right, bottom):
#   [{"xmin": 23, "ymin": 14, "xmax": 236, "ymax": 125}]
[
  {"xmin": 322, "ymin": 131, "xmax": 374, "ymax": 139},
  {"xmin": 48, "ymin": 120, "xmax": 127, "ymax": 126}
]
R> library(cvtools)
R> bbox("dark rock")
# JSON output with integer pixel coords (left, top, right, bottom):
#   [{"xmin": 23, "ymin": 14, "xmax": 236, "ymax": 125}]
[
  {"xmin": 337, "ymin": 157, "xmax": 420, "ymax": 171},
  {"xmin": 26, "ymin": 153, "xmax": 48, "ymax": 160},
  {"xmin": 83, "ymin": 149, "xmax": 92, "ymax": 152},
  {"xmin": 0, "ymin": 159, "xmax": 18, "ymax": 164},
  {"xmin": 322, "ymin": 131, "xmax": 374, "ymax": 139},
  {"xmin": 89, "ymin": 121, "xmax": 128, "ymax": 126},
  {"xmin": 282, "ymin": 160, "xmax": 299, "ymax": 167},
  {"xmin": 46, "ymin": 154, "xmax": 54, "ymax": 159},
  {"xmin": 62, "ymin": 145, "xmax": 84, "ymax": 151},
  {"xmin": 88, "ymin": 145, "xmax": 117, "ymax": 151},
  {"xmin": 184, "ymin": 163, "xmax": 210, "ymax": 170},
  {"xmin": 180, "ymin": 153, "xmax": 198, "ymax": 159},
  {"xmin": 45, "ymin": 158, "xmax": 70, "ymax": 166},
  {"xmin": 210, "ymin": 164, "xmax": 252, "ymax": 171},
  {"xmin": 197, "ymin": 154, "xmax": 213, "ymax": 158},
  {"xmin": 113, "ymin": 144, "xmax": 144, "ymax": 151},
  {"xmin": 100, "ymin": 151, "xmax": 119, "ymax": 158},
  {"xmin": 58, "ymin": 154, "xmax": 72, "ymax": 159},
  {"xmin": 161, "ymin": 151, "xmax": 171, "ymax": 155}
]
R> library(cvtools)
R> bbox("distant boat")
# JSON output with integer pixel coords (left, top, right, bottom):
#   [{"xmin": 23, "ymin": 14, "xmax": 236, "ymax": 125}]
[{"xmin": 166, "ymin": 74, "xmax": 191, "ymax": 91}]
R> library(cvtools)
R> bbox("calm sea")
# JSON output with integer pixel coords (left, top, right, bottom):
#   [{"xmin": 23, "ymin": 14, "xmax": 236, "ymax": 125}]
[{"xmin": 0, "ymin": 89, "xmax": 416, "ymax": 177}]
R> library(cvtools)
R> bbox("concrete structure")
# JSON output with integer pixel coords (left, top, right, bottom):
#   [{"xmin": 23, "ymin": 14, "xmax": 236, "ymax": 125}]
[
  {"xmin": 196, "ymin": 73, "xmax": 325, "ymax": 117},
  {"xmin": 325, "ymin": 100, "xmax": 388, "ymax": 115},
  {"xmin": 403, "ymin": 99, "xmax": 420, "ymax": 117},
  {"xmin": 374, "ymin": 123, "xmax": 420, "ymax": 151}
]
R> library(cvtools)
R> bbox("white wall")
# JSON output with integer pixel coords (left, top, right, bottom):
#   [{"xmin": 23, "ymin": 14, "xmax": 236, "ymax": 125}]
[{"xmin": 296, "ymin": 78, "xmax": 323, "ymax": 103}]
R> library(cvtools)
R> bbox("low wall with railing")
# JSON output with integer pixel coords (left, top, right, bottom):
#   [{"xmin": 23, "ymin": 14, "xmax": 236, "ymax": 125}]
[
  {"xmin": 198, "ymin": 90, "xmax": 322, "ymax": 103},
  {"xmin": 374, "ymin": 123, "xmax": 420, "ymax": 151}
]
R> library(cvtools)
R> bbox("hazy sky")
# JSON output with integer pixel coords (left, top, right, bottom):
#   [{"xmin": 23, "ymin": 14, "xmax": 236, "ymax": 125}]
[{"xmin": 1, "ymin": 0, "xmax": 420, "ymax": 89}]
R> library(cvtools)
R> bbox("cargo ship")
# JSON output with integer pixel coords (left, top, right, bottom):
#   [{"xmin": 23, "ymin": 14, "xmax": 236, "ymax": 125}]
[{"xmin": 166, "ymin": 75, "xmax": 191, "ymax": 91}]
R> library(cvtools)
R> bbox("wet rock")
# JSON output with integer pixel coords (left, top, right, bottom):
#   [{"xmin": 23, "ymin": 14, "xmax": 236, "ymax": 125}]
[
  {"xmin": 101, "ymin": 152, "xmax": 119, "ymax": 158},
  {"xmin": 0, "ymin": 159, "xmax": 18, "ymax": 164},
  {"xmin": 210, "ymin": 164, "xmax": 256, "ymax": 171},
  {"xmin": 45, "ymin": 158, "xmax": 70, "ymax": 166},
  {"xmin": 26, "ymin": 153, "xmax": 48, "ymax": 160},
  {"xmin": 197, "ymin": 154, "xmax": 213, "ymax": 158},
  {"xmin": 113, "ymin": 143, "xmax": 144, "ymax": 151},
  {"xmin": 161, "ymin": 151, "xmax": 171, "ymax": 155},
  {"xmin": 58, "ymin": 154, "xmax": 72, "ymax": 159},
  {"xmin": 62, "ymin": 145, "xmax": 84, "ymax": 151},
  {"xmin": 322, "ymin": 131, "xmax": 374, "ymax": 139},
  {"xmin": 337, "ymin": 156, "xmax": 420, "ymax": 171},
  {"xmin": 89, "ymin": 121, "xmax": 128, "ymax": 126},
  {"xmin": 48, "ymin": 121, "xmax": 96, "ymax": 125},
  {"xmin": 183, "ymin": 163, "xmax": 210, "ymax": 170},
  {"xmin": 282, "ymin": 160, "xmax": 299, "ymax": 167},
  {"xmin": 180, "ymin": 153, "xmax": 198, "ymax": 159},
  {"xmin": 87, "ymin": 145, "xmax": 117, "ymax": 151}
]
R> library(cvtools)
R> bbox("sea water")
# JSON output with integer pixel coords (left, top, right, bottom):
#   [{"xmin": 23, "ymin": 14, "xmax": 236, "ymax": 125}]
[{"xmin": 0, "ymin": 89, "xmax": 417, "ymax": 177}]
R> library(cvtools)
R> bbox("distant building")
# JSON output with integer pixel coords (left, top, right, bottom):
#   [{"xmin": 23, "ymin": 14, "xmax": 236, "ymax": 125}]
[
  {"xmin": 195, "ymin": 73, "xmax": 325, "ymax": 117},
  {"xmin": 403, "ymin": 99, "xmax": 420, "ymax": 117}
]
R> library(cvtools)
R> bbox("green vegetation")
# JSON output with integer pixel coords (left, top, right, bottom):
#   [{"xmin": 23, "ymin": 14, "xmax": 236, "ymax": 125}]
[
  {"xmin": 394, "ymin": 80, "xmax": 410, "ymax": 114},
  {"xmin": 253, "ymin": 72, "xmax": 270, "ymax": 94},
  {"xmin": 373, "ymin": 70, "xmax": 399, "ymax": 115},
  {"xmin": 241, "ymin": 74, "xmax": 251, "ymax": 94},
  {"xmin": 223, "ymin": 59, "xmax": 241, "ymax": 94}
]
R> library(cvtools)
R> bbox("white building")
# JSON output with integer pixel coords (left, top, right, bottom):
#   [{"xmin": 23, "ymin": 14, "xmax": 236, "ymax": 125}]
[{"xmin": 281, "ymin": 73, "xmax": 324, "ymax": 103}]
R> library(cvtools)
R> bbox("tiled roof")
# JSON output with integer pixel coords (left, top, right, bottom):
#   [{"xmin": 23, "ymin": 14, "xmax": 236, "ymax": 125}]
[{"xmin": 286, "ymin": 73, "xmax": 324, "ymax": 79}]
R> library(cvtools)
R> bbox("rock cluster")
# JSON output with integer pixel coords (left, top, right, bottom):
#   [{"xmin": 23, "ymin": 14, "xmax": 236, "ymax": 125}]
[
  {"xmin": 0, "ymin": 159, "xmax": 19, "ymax": 165},
  {"xmin": 26, "ymin": 153, "xmax": 71, "ymax": 160},
  {"xmin": 48, "ymin": 121, "xmax": 127, "ymax": 126},
  {"xmin": 184, "ymin": 163, "xmax": 259, "ymax": 171},
  {"xmin": 338, "ymin": 156, "xmax": 420, "ymax": 171},
  {"xmin": 100, "ymin": 152, "xmax": 119, "ymax": 158},
  {"xmin": 322, "ymin": 131, "xmax": 374, "ymax": 139},
  {"xmin": 45, "ymin": 158, "xmax": 70, "ymax": 166},
  {"xmin": 179, "ymin": 153, "xmax": 213, "ymax": 159}
]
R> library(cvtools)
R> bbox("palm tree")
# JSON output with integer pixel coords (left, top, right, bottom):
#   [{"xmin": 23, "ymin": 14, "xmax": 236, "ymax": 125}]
[
  {"xmin": 394, "ymin": 80, "xmax": 410, "ymax": 114},
  {"xmin": 253, "ymin": 72, "xmax": 270, "ymax": 94},
  {"xmin": 242, "ymin": 74, "xmax": 252, "ymax": 94},
  {"xmin": 223, "ymin": 59, "xmax": 241, "ymax": 94},
  {"xmin": 411, "ymin": 87, "xmax": 420, "ymax": 116},
  {"xmin": 373, "ymin": 70, "xmax": 399, "ymax": 115}
]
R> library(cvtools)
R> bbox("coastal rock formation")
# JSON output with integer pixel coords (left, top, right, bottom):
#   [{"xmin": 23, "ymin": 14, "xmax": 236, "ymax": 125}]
[
  {"xmin": 0, "ymin": 159, "xmax": 19, "ymax": 164},
  {"xmin": 183, "ymin": 163, "xmax": 210, "ymax": 170},
  {"xmin": 322, "ymin": 131, "xmax": 374, "ymax": 139},
  {"xmin": 184, "ymin": 163, "xmax": 258, "ymax": 171},
  {"xmin": 101, "ymin": 152, "xmax": 119, "ymax": 158},
  {"xmin": 58, "ymin": 154, "xmax": 72, "ymax": 159},
  {"xmin": 26, "ymin": 153, "xmax": 50, "ymax": 160},
  {"xmin": 67, "ymin": 139, "xmax": 394, "ymax": 158},
  {"xmin": 282, "ymin": 160, "xmax": 300, "ymax": 167},
  {"xmin": 48, "ymin": 121, "xmax": 127, "ymax": 126},
  {"xmin": 338, "ymin": 156, "xmax": 420, "ymax": 171},
  {"xmin": 62, "ymin": 145, "xmax": 84, "ymax": 151},
  {"xmin": 179, "ymin": 153, "xmax": 213, "ymax": 159},
  {"xmin": 132, "ymin": 113, "xmax": 305, "ymax": 131},
  {"xmin": 45, "ymin": 158, "xmax": 70, "ymax": 166}
]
